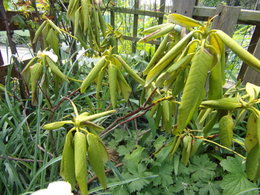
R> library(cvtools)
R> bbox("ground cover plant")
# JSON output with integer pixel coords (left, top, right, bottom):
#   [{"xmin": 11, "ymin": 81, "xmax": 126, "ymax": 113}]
[{"xmin": 0, "ymin": 0, "xmax": 260, "ymax": 194}]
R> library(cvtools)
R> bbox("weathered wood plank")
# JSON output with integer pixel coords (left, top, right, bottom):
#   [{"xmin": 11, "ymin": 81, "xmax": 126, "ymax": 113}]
[
  {"xmin": 242, "ymin": 38, "xmax": 260, "ymax": 85},
  {"xmin": 238, "ymin": 25, "xmax": 260, "ymax": 80},
  {"xmin": 0, "ymin": 50, "xmax": 3, "ymax": 66},
  {"xmin": 193, "ymin": 6, "xmax": 260, "ymax": 25},
  {"xmin": 171, "ymin": 0, "xmax": 196, "ymax": 17},
  {"xmin": 107, "ymin": 6, "xmax": 260, "ymax": 25},
  {"xmin": 212, "ymin": 5, "xmax": 241, "ymax": 36},
  {"xmin": 110, "ymin": 10, "xmax": 115, "ymax": 28}
]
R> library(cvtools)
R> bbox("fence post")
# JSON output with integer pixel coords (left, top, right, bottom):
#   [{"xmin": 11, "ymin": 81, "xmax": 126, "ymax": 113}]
[
  {"xmin": 110, "ymin": 8, "xmax": 115, "ymax": 28},
  {"xmin": 241, "ymin": 37, "xmax": 260, "ymax": 85},
  {"xmin": 237, "ymin": 25, "xmax": 260, "ymax": 81},
  {"xmin": 237, "ymin": 3, "xmax": 260, "ymax": 83},
  {"xmin": 132, "ymin": 0, "xmax": 140, "ymax": 53},
  {"xmin": 0, "ymin": 50, "xmax": 3, "ymax": 66},
  {"xmin": 212, "ymin": 5, "xmax": 241, "ymax": 37},
  {"xmin": 171, "ymin": 0, "xmax": 196, "ymax": 17},
  {"xmin": 158, "ymin": 0, "xmax": 166, "ymax": 24}
]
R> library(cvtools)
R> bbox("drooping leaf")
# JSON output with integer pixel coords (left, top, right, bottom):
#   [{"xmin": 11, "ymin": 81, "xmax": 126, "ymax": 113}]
[
  {"xmin": 216, "ymin": 30, "xmax": 260, "ymax": 72},
  {"xmin": 246, "ymin": 144, "xmax": 260, "ymax": 181},
  {"xmin": 87, "ymin": 133, "xmax": 108, "ymax": 188},
  {"xmin": 145, "ymin": 31, "xmax": 194, "ymax": 86},
  {"xmin": 246, "ymin": 83, "xmax": 260, "ymax": 101},
  {"xmin": 43, "ymin": 120, "xmax": 73, "ymax": 130},
  {"xmin": 60, "ymin": 132, "xmax": 76, "ymax": 188},
  {"xmin": 76, "ymin": 110, "xmax": 116, "ymax": 122},
  {"xmin": 74, "ymin": 131, "xmax": 88, "ymax": 195},
  {"xmin": 45, "ymin": 56, "xmax": 69, "ymax": 82},
  {"xmin": 80, "ymin": 56, "xmax": 106, "ymax": 93},
  {"xmin": 30, "ymin": 62, "xmax": 43, "ymax": 105},
  {"xmin": 245, "ymin": 113, "xmax": 258, "ymax": 152},
  {"xmin": 176, "ymin": 47, "xmax": 213, "ymax": 133},
  {"xmin": 168, "ymin": 14, "xmax": 203, "ymax": 28}
]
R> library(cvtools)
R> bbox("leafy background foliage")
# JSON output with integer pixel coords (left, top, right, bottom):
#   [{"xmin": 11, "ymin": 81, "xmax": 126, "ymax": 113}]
[{"xmin": 0, "ymin": 0, "xmax": 260, "ymax": 195}]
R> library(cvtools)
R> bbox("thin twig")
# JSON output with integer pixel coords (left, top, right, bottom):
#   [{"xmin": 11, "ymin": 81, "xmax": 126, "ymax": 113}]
[
  {"xmin": 0, "ymin": 155, "xmax": 44, "ymax": 163},
  {"xmin": 48, "ymin": 88, "xmax": 80, "ymax": 120},
  {"xmin": 199, "ymin": 137, "xmax": 246, "ymax": 159},
  {"xmin": 101, "ymin": 96, "xmax": 175, "ymax": 137}
]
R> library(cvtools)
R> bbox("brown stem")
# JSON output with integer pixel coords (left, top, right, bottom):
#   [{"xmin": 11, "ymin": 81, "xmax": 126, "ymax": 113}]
[
  {"xmin": 100, "ymin": 96, "xmax": 174, "ymax": 137},
  {"xmin": 0, "ymin": 155, "xmax": 43, "ymax": 163},
  {"xmin": 48, "ymin": 88, "xmax": 80, "ymax": 120}
]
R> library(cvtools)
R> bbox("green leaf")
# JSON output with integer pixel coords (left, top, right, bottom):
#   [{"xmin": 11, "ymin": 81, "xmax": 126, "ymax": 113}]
[
  {"xmin": 145, "ymin": 31, "xmax": 194, "ymax": 87},
  {"xmin": 60, "ymin": 132, "xmax": 76, "ymax": 188},
  {"xmin": 139, "ymin": 23, "xmax": 176, "ymax": 42},
  {"xmin": 168, "ymin": 14, "xmax": 202, "ymax": 28},
  {"xmin": 43, "ymin": 120, "xmax": 73, "ymax": 130},
  {"xmin": 46, "ymin": 28, "xmax": 59, "ymax": 55},
  {"xmin": 220, "ymin": 174, "xmax": 257, "ymax": 195},
  {"xmin": 30, "ymin": 62, "xmax": 43, "ymax": 105},
  {"xmin": 216, "ymin": 30, "xmax": 260, "ymax": 72},
  {"xmin": 74, "ymin": 131, "xmax": 88, "ymax": 195},
  {"xmin": 246, "ymin": 82, "xmax": 260, "ymax": 101},
  {"xmin": 87, "ymin": 133, "xmax": 108, "ymax": 189},
  {"xmin": 76, "ymin": 110, "xmax": 116, "ymax": 122},
  {"xmin": 45, "ymin": 56, "xmax": 69, "ymax": 82},
  {"xmin": 80, "ymin": 56, "xmax": 106, "ymax": 93},
  {"xmin": 220, "ymin": 156, "xmax": 243, "ymax": 173},
  {"xmin": 220, "ymin": 157, "xmax": 258, "ymax": 195},
  {"xmin": 176, "ymin": 48, "xmax": 213, "ymax": 133},
  {"xmin": 152, "ymin": 163, "xmax": 174, "ymax": 187},
  {"xmin": 190, "ymin": 155, "xmax": 217, "ymax": 181}
]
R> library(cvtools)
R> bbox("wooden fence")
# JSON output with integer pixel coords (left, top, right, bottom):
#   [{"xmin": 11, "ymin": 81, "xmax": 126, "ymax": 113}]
[
  {"xmin": 0, "ymin": 0, "xmax": 259, "ymax": 84},
  {"xmin": 107, "ymin": 0, "xmax": 260, "ymax": 84}
]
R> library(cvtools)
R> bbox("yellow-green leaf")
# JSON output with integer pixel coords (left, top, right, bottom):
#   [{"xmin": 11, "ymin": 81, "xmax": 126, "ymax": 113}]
[
  {"xmin": 139, "ymin": 23, "xmax": 176, "ymax": 43},
  {"xmin": 208, "ymin": 60, "xmax": 223, "ymax": 100},
  {"xmin": 108, "ymin": 63, "xmax": 118, "ymax": 108},
  {"xmin": 87, "ymin": 133, "xmax": 108, "ymax": 189},
  {"xmin": 145, "ymin": 31, "xmax": 194, "ymax": 87},
  {"xmin": 33, "ymin": 20, "xmax": 47, "ymax": 43},
  {"xmin": 76, "ymin": 110, "xmax": 116, "ymax": 123},
  {"xmin": 74, "ymin": 131, "xmax": 88, "ymax": 195},
  {"xmin": 60, "ymin": 132, "xmax": 76, "ymax": 188},
  {"xmin": 80, "ymin": 56, "xmax": 106, "ymax": 93},
  {"xmin": 143, "ymin": 34, "xmax": 169, "ymax": 75},
  {"xmin": 246, "ymin": 144, "xmax": 260, "ymax": 181},
  {"xmin": 219, "ymin": 114, "xmax": 234, "ymax": 148},
  {"xmin": 246, "ymin": 82, "xmax": 260, "ymax": 101},
  {"xmin": 30, "ymin": 62, "xmax": 43, "ymax": 105},
  {"xmin": 46, "ymin": 28, "xmax": 59, "ymax": 55},
  {"xmin": 117, "ymin": 68, "xmax": 132, "ymax": 101},
  {"xmin": 142, "ymin": 23, "xmax": 170, "ymax": 34},
  {"xmin": 245, "ymin": 113, "xmax": 258, "ymax": 152},
  {"xmin": 43, "ymin": 120, "xmax": 73, "ymax": 130},
  {"xmin": 114, "ymin": 55, "xmax": 144, "ymax": 85},
  {"xmin": 176, "ymin": 48, "xmax": 213, "ymax": 133},
  {"xmin": 46, "ymin": 56, "xmax": 69, "ymax": 82},
  {"xmin": 216, "ymin": 30, "xmax": 260, "ymax": 72},
  {"xmin": 168, "ymin": 14, "xmax": 202, "ymax": 28},
  {"xmin": 201, "ymin": 97, "xmax": 243, "ymax": 110}
]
